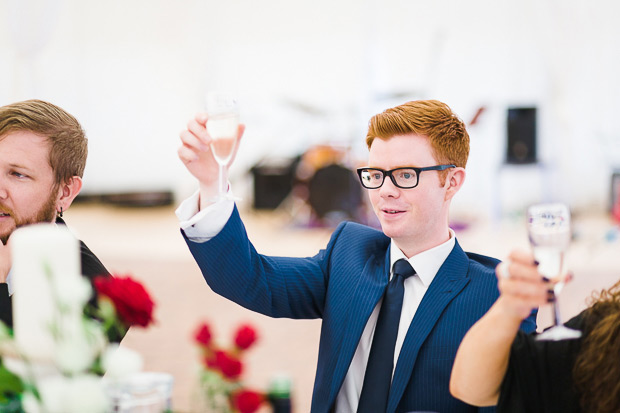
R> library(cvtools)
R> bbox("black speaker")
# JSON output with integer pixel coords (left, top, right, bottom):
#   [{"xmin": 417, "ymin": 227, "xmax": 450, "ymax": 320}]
[
  {"xmin": 308, "ymin": 163, "xmax": 362, "ymax": 220},
  {"xmin": 251, "ymin": 157, "xmax": 300, "ymax": 210},
  {"xmin": 506, "ymin": 107, "xmax": 537, "ymax": 164}
]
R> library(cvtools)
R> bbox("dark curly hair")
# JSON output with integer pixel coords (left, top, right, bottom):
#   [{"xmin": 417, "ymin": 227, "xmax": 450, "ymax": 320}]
[{"xmin": 573, "ymin": 278, "xmax": 620, "ymax": 412}]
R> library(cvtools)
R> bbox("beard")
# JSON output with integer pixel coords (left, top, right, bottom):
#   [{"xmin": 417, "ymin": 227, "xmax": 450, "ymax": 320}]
[{"xmin": 0, "ymin": 189, "xmax": 58, "ymax": 245}]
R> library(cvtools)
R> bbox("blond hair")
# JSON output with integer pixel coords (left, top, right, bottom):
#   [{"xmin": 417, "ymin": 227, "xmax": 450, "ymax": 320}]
[{"xmin": 0, "ymin": 99, "xmax": 87, "ymax": 185}]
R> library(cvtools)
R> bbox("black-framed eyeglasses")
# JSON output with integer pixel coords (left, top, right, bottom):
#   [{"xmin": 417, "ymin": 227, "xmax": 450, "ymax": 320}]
[{"xmin": 356, "ymin": 165, "xmax": 456, "ymax": 189}]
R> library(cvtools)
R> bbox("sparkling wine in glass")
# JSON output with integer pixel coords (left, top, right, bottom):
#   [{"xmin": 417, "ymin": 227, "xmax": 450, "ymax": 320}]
[
  {"xmin": 527, "ymin": 202, "xmax": 581, "ymax": 340},
  {"xmin": 205, "ymin": 92, "xmax": 239, "ymax": 201}
]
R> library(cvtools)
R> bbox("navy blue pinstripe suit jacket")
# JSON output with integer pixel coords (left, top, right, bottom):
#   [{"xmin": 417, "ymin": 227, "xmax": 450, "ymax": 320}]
[{"xmin": 183, "ymin": 207, "xmax": 536, "ymax": 412}]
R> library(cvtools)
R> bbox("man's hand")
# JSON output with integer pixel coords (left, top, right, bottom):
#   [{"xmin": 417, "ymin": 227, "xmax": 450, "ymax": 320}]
[
  {"xmin": 177, "ymin": 112, "xmax": 245, "ymax": 206},
  {"xmin": 0, "ymin": 239, "xmax": 11, "ymax": 283}
]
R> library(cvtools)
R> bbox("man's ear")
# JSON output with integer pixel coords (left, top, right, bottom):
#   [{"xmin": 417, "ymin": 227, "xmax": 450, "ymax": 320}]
[
  {"xmin": 444, "ymin": 167, "xmax": 465, "ymax": 201},
  {"xmin": 56, "ymin": 176, "xmax": 83, "ymax": 214}
]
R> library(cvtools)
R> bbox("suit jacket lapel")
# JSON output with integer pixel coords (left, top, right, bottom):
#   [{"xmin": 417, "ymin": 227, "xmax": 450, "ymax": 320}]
[
  {"xmin": 387, "ymin": 240, "xmax": 470, "ymax": 412},
  {"xmin": 325, "ymin": 246, "xmax": 391, "ymax": 406}
]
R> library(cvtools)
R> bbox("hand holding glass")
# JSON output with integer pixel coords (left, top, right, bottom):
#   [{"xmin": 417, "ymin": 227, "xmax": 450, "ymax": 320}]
[
  {"xmin": 527, "ymin": 202, "xmax": 581, "ymax": 340},
  {"xmin": 205, "ymin": 92, "xmax": 239, "ymax": 201}
]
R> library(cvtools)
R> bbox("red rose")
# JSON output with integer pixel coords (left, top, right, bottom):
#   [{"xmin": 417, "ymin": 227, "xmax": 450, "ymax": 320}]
[
  {"xmin": 94, "ymin": 275, "xmax": 155, "ymax": 328},
  {"xmin": 213, "ymin": 350, "xmax": 243, "ymax": 380},
  {"xmin": 231, "ymin": 389, "xmax": 265, "ymax": 413},
  {"xmin": 234, "ymin": 324, "xmax": 258, "ymax": 350},
  {"xmin": 194, "ymin": 322, "xmax": 212, "ymax": 347},
  {"xmin": 204, "ymin": 352, "xmax": 218, "ymax": 370}
]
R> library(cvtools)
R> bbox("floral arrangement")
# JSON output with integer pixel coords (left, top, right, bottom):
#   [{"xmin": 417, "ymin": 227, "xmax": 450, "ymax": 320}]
[
  {"xmin": 0, "ymin": 273, "xmax": 156, "ymax": 413},
  {"xmin": 193, "ymin": 321, "xmax": 267, "ymax": 413}
]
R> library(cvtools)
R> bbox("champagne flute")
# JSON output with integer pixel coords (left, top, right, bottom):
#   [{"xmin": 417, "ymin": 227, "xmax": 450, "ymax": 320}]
[
  {"xmin": 205, "ymin": 92, "xmax": 240, "ymax": 201},
  {"xmin": 527, "ymin": 202, "xmax": 581, "ymax": 340}
]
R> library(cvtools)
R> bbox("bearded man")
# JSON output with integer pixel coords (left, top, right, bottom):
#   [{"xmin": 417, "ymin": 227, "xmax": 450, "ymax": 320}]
[{"xmin": 0, "ymin": 99, "xmax": 112, "ymax": 330}]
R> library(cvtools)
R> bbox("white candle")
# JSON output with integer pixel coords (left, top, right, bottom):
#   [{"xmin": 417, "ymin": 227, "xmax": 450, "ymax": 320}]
[{"xmin": 10, "ymin": 223, "xmax": 81, "ymax": 361}]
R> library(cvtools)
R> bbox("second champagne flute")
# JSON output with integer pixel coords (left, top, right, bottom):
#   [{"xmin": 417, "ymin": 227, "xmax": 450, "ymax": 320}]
[
  {"xmin": 205, "ymin": 92, "xmax": 239, "ymax": 201},
  {"xmin": 527, "ymin": 202, "xmax": 581, "ymax": 341}
]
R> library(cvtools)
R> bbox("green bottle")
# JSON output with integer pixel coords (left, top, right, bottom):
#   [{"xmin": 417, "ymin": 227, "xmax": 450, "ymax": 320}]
[{"xmin": 268, "ymin": 374, "xmax": 292, "ymax": 413}]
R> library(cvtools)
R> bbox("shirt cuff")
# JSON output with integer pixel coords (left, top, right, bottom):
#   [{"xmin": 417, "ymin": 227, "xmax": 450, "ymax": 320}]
[{"xmin": 175, "ymin": 190, "xmax": 235, "ymax": 243}]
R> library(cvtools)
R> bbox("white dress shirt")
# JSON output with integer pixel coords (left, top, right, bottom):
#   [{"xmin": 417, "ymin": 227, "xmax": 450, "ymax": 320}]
[
  {"xmin": 5, "ymin": 270, "xmax": 13, "ymax": 295},
  {"xmin": 335, "ymin": 232, "xmax": 455, "ymax": 413},
  {"xmin": 176, "ymin": 190, "xmax": 235, "ymax": 242},
  {"xmin": 176, "ymin": 189, "xmax": 456, "ymax": 413}
]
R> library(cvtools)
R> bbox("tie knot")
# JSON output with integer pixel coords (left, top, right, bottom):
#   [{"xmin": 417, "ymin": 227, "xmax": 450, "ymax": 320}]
[{"xmin": 392, "ymin": 258, "xmax": 415, "ymax": 280}]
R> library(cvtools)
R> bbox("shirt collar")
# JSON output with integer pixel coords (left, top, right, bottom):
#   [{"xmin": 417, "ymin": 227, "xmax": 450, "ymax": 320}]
[
  {"xmin": 6, "ymin": 270, "xmax": 13, "ymax": 296},
  {"xmin": 390, "ymin": 229, "xmax": 456, "ymax": 287}
]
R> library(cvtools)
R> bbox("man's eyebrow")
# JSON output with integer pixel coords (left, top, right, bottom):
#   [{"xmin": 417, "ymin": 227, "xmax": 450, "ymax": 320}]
[
  {"xmin": 364, "ymin": 166, "xmax": 420, "ymax": 170},
  {"xmin": 7, "ymin": 162, "xmax": 35, "ymax": 172}
]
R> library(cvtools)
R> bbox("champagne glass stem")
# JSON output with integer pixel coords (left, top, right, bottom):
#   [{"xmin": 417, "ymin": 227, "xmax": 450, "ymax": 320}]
[
  {"xmin": 218, "ymin": 163, "xmax": 227, "ymax": 196},
  {"xmin": 551, "ymin": 300, "xmax": 562, "ymax": 327},
  {"xmin": 551, "ymin": 281, "xmax": 565, "ymax": 327}
]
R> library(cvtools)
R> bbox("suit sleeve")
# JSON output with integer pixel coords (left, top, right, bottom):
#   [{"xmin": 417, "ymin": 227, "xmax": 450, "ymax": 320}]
[{"xmin": 182, "ymin": 206, "xmax": 345, "ymax": 320}]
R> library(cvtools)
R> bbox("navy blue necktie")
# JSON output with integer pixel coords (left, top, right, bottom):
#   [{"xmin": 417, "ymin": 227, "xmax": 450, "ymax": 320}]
[{"xmin": 357, "ymin": 258, "xmax": 416, "ymax": 413}]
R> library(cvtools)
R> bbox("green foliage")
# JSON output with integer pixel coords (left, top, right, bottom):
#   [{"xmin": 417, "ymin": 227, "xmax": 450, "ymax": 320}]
[
  {"xmin": 0, "ymin": 362, "xmax": 24, "ymax": 404},
  {"xmin": 84, "ymin": 297, "xmax": 126, "ymax": 344}
]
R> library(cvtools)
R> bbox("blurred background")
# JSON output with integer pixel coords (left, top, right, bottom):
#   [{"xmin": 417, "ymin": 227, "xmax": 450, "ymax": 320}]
[{"xmin": 2, "ymin": 0, "xmax": 620, "ymax": 411}]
